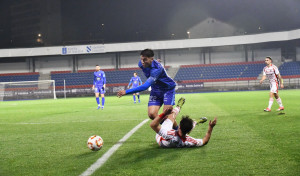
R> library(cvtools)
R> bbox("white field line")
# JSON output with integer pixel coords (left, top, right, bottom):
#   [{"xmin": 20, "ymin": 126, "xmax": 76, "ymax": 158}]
[
  {"xmin": 79, "ymin": 119, "xmax": 149, "ymax": 176},
  {"xmin": 0, "ymin": 119, "xmax": 142, "ymax": 125}
]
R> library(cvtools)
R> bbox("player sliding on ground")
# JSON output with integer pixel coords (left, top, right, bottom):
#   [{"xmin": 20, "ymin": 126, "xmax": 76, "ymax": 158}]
[
  {"xmin": 151, "ymin": 97, "xmax": 217, "ymax": 148},
  {"xmin": 118, "ymin": 49, "xmax": 178, "ymax": 128},
  {"xmin": 259, "ymin": 56, "xmax": 284, "ymax": 112}
]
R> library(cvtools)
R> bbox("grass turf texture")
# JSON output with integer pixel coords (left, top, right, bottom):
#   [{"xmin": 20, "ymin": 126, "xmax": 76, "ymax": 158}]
[{"xmin": 0, "ymin": 90, "xmax": 299, "ymax": 176}]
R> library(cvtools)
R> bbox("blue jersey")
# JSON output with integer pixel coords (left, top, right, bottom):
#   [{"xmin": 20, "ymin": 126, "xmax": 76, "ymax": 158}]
[
  {"xmin": 93, "ymin": 70, "xmax": 106, "ymax": 87},
  {"xmin": 125, "ymin": 60, "xmax": 176, "ymax": 95},
  {"xmin": 128, "ymin": 76, "xmax": 142, "ymax": 88},
  {"xmin": 138, "ymin": 60, "xmax": 176, "ymax": 91}
]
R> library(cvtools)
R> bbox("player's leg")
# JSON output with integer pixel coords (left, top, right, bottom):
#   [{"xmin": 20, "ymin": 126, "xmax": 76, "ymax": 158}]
[
  {"xmin": 94, "ymin": 87, "xmax": 101, "ymax": 109},
  {"xmin": 101, "ymin": 93, "xmax": 105, "ymax": 109},
  {"xmin": 264, "ymin": 83, "xmax": 275, "ymax": 111},
  {"xmin": 99, "ymin": 87, "xmax": 105, "ymax": 109},
  {"xmin": 153, "ymin": 107, "xmax": 174, "ymax": 147},
  {"xmin": 133, "ymin": 93, "xmax": 136, "ymax": 103},
  {"xmin": 163, "ymin": 88, "xmax": 178, "ymax": 129},
  {"xmin": 274, "ymin": 92, "xmax": 284, "ymax": 111},
  {"xmin": 137, "ymin": 92, "xmax": 140, "ymax": 103},
  {"xmin": 148, "ymin": 106, "xmax": 161, "ymax": 120},
  {"xmin": 148, "ymin": 89, "xmax": 164, "ymax": 120}
]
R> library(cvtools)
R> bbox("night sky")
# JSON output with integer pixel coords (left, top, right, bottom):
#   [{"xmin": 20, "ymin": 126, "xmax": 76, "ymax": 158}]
[{"xmin": 1, "ymin": 0, "xmax": 300, "ymax": 48}]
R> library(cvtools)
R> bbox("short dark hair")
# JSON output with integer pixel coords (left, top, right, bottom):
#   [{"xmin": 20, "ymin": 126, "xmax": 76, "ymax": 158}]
[
  {"xmin": 134, "ymin": 72, "xmax": 137, "ymax": 75},
  {"xmin": 96, "ymin": 65, "xmax": 100, "ymax": 66},
  {"xmin": 140, "ymin": 49, "xmax": 154, "ymax": 57},
  {"xmin": 179, "ymin": 115, "xmax": 194, "ymax": 136},
  {"xmin": 266, "ymin": 56, "xmax": 272, "ymax": 61}
]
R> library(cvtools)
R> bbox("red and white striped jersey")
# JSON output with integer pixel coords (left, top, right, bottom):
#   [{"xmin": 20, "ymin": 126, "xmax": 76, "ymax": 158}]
[
  {"xmin": 263, "ymin": 64, "xmax": 280, "ymax": 83},
  {"xmin": 157, "ymin": 128, "xmax": 203, "ymax": 148}
]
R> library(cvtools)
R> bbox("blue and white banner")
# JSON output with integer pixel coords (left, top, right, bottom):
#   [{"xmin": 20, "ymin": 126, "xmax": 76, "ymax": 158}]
[{"xmin": 61, "ymin": 45, "xmax": 105, "ymax": 55}]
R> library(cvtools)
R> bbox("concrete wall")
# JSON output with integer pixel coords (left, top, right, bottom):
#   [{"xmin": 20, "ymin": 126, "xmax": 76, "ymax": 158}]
[
  {"xmin": 251, "ymin": 48, "xmax": 281, "ymax": 62},
  {"xmin": 0, "ymin": 61, "xmax": 29, "ymax": 73},
  {"xmin": 296, "ymin": 47, "xmax": 300, "ymax": 61},
  {"xmin": 210, "ymin": 51, "xmax": 245, "ymax": 63},
  {"xmin": 35, "ymin": 56, "xmax": 73, "ymax": 73},
  {"xmin": 164, "ymin": 49, "xmax": 203, "ymax": 67},
  {"xmin": 119, "ymin": 52, "xmax": 140, "ymax": 68},
  {"xmin": 78, "ymin": 53, "xmax": 115, "ymax": 70}
]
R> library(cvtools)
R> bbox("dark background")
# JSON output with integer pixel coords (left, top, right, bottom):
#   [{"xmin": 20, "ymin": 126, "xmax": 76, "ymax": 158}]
[{"xmin": 0, "ymin": 0, "xmax": 299, "ymax": 48}]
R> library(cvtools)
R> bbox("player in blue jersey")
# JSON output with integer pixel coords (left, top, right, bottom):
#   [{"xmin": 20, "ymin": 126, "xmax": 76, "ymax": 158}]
[
  {"xmin": 118, "ymin": 49, "xmax": 178, "ymax": 128},
  {"xmin": 92, "ymin": 65, "xmax": 106, "ymax": 110},
  {"xmin": 127, "ymin": 72, "xmax": 143, "ymax": 103}
]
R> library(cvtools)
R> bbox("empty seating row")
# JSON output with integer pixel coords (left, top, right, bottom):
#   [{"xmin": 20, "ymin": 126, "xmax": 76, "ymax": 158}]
[
  {"xmin": 0, "ymin": 73, "xmax": 40, "ymax": 83},
  {"xmin": 174, "ymin": 62, "xmax": 265, "ymax": 82},
  {"xmin": 51, "ymin": 68, "xmax": 147, "ymax": 88},
  {"xmin": 279, "ymin": 61, "xmax": 300, "ymax": 77}
]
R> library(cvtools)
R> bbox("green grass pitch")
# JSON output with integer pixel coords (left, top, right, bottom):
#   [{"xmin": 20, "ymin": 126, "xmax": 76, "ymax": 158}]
[{"xmin": 0, "ymin": 90, "xmax": 299, "ymax": 176}]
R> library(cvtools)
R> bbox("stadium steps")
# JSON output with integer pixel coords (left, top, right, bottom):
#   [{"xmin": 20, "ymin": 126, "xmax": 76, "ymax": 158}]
[
  {"xmin": 38, "ymin": 73, "xmax": 51, "ymax": 89},
  {"xmin": 166, "ymin": 67, "xmax": 180, "ymax": 79}
]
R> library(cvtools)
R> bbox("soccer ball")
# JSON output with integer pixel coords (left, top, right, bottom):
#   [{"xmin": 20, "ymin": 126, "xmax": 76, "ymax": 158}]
[{"xmin": 87, "ymin": 135, "xmax": 103, "ymax": 151}]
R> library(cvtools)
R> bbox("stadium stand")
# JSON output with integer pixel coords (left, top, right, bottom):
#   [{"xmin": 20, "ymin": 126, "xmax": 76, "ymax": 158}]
[
  {"xmin": 278, "ymin": 61, "xmax": 300, "ymax": 78},
  {"xmin": 174, "ymin": 61, "xmax": 265, "ymax": 83},
  {"xmin": 51, "ymin": 68, "xmax": 148, "ymax": 89},
  {"xmin": 0, "ymin": 72, "xmax": 40, "ymax": 82},
  {"xmin": 0, "ymin": 72, "xmax": 40, "ymax": 91},
  {"xmin": 51, "ymin": 66, "xmax": 171, "ymax": 89}
]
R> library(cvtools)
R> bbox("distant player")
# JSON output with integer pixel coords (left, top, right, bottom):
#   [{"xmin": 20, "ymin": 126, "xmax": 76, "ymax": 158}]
[
  {"xmin": 118, "ymin": 49, "xmax": 177, "ymax": 128},
  {"xmin": 92, "ymin": 65, "xmax": 106, "ymax": 110},
  {"xmin": 150, "ymin": 97, "xmax": 217, "ymax": 148},
  {"xmin": 127, "ymin": 72, "xmax": 143, "ymax": 103},
  {"xmin": 259, "ymin": 56, "xmax": 284, "ymax": 111}
]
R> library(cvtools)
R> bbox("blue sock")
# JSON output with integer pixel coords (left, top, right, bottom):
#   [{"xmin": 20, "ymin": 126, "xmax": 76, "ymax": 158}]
[
  {"xmin": 96, "ymin": 97, "xmax": 100, "ymax": 105},
  {"xmin": 102, "ymin": 97, "xmax": 105, "ymax": 107},
  {"xmin": 133, "ymin": 95, "xmax": 136, "ymax": 102},
  {"xmin": 137, "ymin": 95, "xmax": 140, "ymax": 100}
]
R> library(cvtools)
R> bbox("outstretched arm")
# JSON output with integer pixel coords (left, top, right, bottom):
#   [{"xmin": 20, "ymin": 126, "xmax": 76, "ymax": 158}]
[
  {"xmin": 202, "ymin": 118, "xmax": 217, "ymax": 145},
  {"xmin": 117, "ymin": 78, "xmax": 153, "ymax": 97}
]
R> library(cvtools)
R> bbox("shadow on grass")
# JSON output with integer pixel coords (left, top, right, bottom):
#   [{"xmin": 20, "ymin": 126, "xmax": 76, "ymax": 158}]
[{"xmin": 75, "ymin": 151, "xmax": 99, "ymax": 159}]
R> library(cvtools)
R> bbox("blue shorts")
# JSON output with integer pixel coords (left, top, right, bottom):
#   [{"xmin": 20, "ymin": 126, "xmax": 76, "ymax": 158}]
[
  {"xmin": 94, "ymin": 86, "xmax": 105, "ymax": 94},
  {"xmin": 148, "ymin": 88, "xmax": 175, "ymax": 107},
  {"xmin": 131, "ymin": 85, "xmax": 139, "ymax": 93}
]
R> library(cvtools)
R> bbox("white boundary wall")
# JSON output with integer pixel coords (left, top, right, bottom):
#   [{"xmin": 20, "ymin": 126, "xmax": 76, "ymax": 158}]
[
  {"xmin": 0, "ymin": 29, "xmax": 299, "ymax": 58},
  {"xmin": 0, "ymin": 29, "xmax": 299, "ymax": 73}
]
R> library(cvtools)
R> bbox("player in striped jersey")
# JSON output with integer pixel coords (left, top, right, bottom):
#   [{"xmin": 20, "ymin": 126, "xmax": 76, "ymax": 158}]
[
  {"xmin": 259, "ymin": 57, "xmax": 284, "ymax": 112},
  {"xmin": 150, "ymin": 97, "xmax": 217, "ymax": 148}
]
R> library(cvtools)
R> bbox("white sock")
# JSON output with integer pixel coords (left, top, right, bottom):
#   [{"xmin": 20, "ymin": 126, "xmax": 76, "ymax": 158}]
[
  {"xmin": 268, "ymin": 98, "xmax": 273, "ymax": 109},
  {"xmin": 276, "ymin": 98, "xmax": 283, "ymax": 107},
  {"xmin": 172, "ymin": 107, "xmax": 180, "ymax": 116},
  {"xmin": 192, "ymin": 121, "xmax": 197, "ymax": 130}
]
